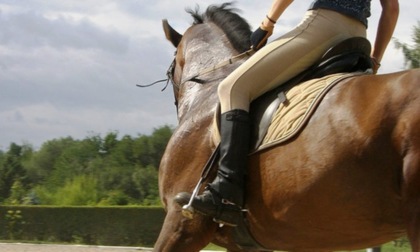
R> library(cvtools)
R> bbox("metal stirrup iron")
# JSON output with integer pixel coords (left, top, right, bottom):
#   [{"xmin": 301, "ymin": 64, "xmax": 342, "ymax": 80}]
[{"xmin": 182, "ymin": 144, "xmax": 220, "ymax": 219}]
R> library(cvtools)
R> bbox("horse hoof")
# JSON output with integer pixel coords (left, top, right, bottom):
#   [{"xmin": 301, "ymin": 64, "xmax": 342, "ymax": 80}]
[{"xmin": 182, "ymin": 205, "xmax": 195, "ymax": 219}]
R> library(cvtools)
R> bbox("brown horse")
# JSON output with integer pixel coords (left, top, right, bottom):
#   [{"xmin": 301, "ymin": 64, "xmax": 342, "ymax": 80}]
[{"xmin": 154, "ymin": 3, "xmax": 420, "ymax": 252}]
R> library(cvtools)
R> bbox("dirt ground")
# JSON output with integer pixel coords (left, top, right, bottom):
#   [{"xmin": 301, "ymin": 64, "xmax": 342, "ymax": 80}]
[
  {"xmin": 0, "ymin": 243, "xmax": 221, "ymax": 251},
  {"xmin": 0, "ymin": 243, "xmax": 151, "ymax": 252}
]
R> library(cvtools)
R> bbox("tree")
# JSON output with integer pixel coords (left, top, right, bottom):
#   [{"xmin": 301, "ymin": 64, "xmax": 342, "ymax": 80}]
[
  {"xmin": 0, "ymin": 143, "xmax": 27, "ymax": 200},
  {"xmin": 0, "ymin": 125, "xmax": 173, "ymax": 205},
  {"xmin": 394, "ymin": 21, "xmax": 420, "ymax": 69},
  {"xmin": 132, "ymin": 165, "xmax": 160, "ymax": 205},
  {"xmin": 147, "ymin": 126, "xmax": 173, "ymax": 168},
  {"xmin": 7, "ymin": 180, "xmax": 26, "ymax": 205},
  {"xmin": 24, "ymin": 137, "xmax": 75, "ymax": 186},
  {"xmin": 35, "ymin": 175, "xmax": 99, "ymax": 205},
  {"xmin": 102, "ymin": 131, "xmax": 119, "ymax": 155}
]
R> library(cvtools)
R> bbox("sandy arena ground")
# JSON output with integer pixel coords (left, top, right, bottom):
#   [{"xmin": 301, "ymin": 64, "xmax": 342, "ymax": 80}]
[{"xmin": 0, "ymin": 243, "xmax": 220, "ymax": 252}]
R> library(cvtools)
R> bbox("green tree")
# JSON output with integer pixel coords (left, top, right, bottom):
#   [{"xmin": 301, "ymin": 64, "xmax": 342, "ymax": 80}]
[
  {"xmin": 24, "ymin": 137, "xmax": 75, "ymax": 186},
  {"xmin": 102, "ymin": 131, "xmax": 119, "ymax": 155},
  {"xmin": 132, "ymin": 165, "xmax": 160, "ymax": 205},
  {"xmin": 147, "ymin": 126, "xmax": 173, "ymax": 168},
  {"xmin": 0, "ymin": 143, "xmax": 27, "ymax": 201},
  {"xmin": 35, "ymin": 175, "xmax": 99, "ymax": 205},
  {"xmin": 1, "ymin": 125, "xmax": 173, "ymax": 206},
  {"xmin": 48, "ymin": 137, "xmax": 100, "ymax": 188},
  {"xmin": 395, "ymin": 21, "xmax": 420, "ymax": 69},
  {"xmin": 7, "ymin": 180, "xmax": 26, "ymax": 205},
  {"xmin": 132, "ymin": 135, "xmax": 152, "ymax": 167}
]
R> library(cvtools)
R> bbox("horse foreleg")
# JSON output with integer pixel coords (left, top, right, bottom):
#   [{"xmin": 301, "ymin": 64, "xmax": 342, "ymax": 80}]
[
  {"xmin": 153, "ymin": 205, "xmax": 218, "ymax": 252},
  {"xmin": 402, "ymin": 150, "xmax": 420, "ymax": 252}
]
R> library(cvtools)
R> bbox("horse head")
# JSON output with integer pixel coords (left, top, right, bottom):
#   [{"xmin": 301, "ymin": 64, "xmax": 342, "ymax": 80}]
[{"xmin": 162, "ymin": 3, "xmax": 252, "ymax": 121}]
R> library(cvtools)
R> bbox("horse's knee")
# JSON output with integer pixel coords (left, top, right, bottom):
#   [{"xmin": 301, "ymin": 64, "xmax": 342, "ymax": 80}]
[{"xmin": 154, "ymin": 208, "xmax": 217, "ymax": 252}]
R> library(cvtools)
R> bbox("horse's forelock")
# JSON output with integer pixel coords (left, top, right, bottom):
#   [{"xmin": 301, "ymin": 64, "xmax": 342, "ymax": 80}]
[{"xmin": 186, "ymin": 2, "xmax": 252, "ymax": 53}]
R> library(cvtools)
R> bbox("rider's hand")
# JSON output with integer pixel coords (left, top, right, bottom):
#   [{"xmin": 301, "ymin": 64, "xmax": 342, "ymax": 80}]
[
  {"xmin": 250, "ymin": 24, "xmax": 273, "ymax": 51},
  {"xmin": 371, "ymin": 57, "xmax": 381, "ymax": 74}
]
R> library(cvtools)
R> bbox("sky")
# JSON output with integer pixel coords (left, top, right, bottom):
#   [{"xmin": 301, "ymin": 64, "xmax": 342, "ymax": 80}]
[{"xmin": 0, "ymin": 0, "xmax": 418, "ymax": 150}]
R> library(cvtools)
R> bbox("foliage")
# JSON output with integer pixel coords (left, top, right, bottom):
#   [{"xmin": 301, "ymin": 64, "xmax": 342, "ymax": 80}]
[
  {"xmin": 4, "ymin": 209, "xmax": 25, "ymax": 240},
  {"xmin": 0, "ymin": 205, "xmax": 166, "ymax": 246},
  {"xmin": 0, "ymin": 125, "xmax": 173, "ymax": 206},
  {"xmin": 35, "ymin": 175, "xmax": 99, "ymax": 206},
  {"xmin": 0, "ymin": 143, "xmax": 28, "ymax": 201},
  {"xmin": 394, "ymin": 21, "xmax": 420, "ymax": 69}
]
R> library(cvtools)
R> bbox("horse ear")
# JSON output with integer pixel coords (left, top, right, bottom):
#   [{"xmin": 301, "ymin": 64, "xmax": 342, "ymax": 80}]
[{"xmin": 162, "ymin": 19, "xmax": 183, "ymax": 48}]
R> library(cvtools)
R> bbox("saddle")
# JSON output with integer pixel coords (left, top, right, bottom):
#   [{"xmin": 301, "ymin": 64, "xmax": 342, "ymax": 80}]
[{"xmin": 248, "ymin": 37, "xmax": 372, "ymax": 151}]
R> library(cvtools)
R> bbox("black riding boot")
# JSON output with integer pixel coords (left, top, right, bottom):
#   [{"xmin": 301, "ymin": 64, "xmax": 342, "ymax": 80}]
[{"xmin": 175, "ymin": 109, "xmax": 250, "ymax": 226}]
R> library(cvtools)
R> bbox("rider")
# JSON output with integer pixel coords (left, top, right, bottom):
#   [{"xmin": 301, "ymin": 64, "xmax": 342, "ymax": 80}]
[{"xmin": 175, "ymin": 0, "xmax": 399, "ymax": 226}]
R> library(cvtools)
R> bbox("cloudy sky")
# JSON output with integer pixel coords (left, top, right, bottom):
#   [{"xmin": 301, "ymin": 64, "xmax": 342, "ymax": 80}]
[{"xmin": 0, "ymin": 0, "xmax": 418, "ymax": 150}]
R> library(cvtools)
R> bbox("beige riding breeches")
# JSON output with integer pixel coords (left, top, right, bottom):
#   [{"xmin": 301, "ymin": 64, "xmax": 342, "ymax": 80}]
[{"xmin": 218, "ymin": 8, "xmax": 367, "ymax": 113}]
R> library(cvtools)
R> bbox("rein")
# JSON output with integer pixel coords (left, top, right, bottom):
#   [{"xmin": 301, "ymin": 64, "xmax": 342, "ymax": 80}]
[
  {"xmin": 181, "ymin": 49, "xmax": 254, "ymax": 84},
  {"xmin": 137, "ymin": 48, "xmax": 254, "ymax": 89},
  {"xmin": 136, "ymin": 56, "xmax": 176, "ymax": 91},
  {"xmin": 136, "ymin": 78, "xmax": 169, "ymax": 90},
  {"xmin": 136, "ymin": 49, "xmax": 253, "ymax": 112}
]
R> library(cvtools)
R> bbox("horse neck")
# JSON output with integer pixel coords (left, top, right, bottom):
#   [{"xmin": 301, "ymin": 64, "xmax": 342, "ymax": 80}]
[{"xmin": 176, "ymin": 22, "xmax": 240, "ymax": 124}]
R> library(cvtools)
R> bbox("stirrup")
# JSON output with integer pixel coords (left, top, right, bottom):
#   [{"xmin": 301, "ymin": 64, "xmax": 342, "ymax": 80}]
[
  {"xmin": 180, "ymin": 145, "xmax": 221, "ymax": 219},
  {"xmin": 205, "ymin": 186, "xmax": 245, "ymax": 227},
  {"xmin": 212, "ymin": 199, "xmax": 246, "ymax": 227}
]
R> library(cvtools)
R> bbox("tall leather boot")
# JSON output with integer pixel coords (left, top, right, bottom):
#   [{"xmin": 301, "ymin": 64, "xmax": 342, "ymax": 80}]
[{"xmin": 175, "ymin": 109, "xmax": 251, "ymax": 226}]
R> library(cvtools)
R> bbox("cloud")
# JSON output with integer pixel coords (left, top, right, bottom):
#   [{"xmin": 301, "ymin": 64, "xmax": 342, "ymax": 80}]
[
  {"xmin": 0, "ymin": 2, "xmax": 178, "ymax": 150},
  {"xmin": 0, "ymin": 10, "xmax": 129, "ymax": 53}
]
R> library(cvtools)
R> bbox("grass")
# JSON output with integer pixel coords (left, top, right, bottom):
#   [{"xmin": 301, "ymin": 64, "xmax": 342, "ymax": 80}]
[
  {"xmin": 366, "ymin": 241, "xmax": 411, "ymax": 252},
  {"xmin": 204, "ymin": 243, "xmax": 225, "ymax": 250}
]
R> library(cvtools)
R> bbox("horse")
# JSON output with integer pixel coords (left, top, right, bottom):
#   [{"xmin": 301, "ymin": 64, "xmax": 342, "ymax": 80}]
[{"xmin": 154, "ymin": 3, "xmax": 420, "ymax": 252}]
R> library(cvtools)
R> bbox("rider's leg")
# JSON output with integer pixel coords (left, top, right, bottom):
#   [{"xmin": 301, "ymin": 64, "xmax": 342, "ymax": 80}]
[{"xmin": 175, "ymin": 109, "xmax": 251, "ymax": 226}]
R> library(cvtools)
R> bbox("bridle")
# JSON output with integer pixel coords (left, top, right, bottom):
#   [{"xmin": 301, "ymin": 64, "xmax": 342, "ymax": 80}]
[
  {"xmin": 136, "ymin": 52, "xmax": 177, "ymax": 91},
  {"xmin": 180, "ymin": 48, "xmax": 254, "ymax": 85},
  {"xmin": 137, "ymin": 48, "xmax": 254, "ymax": 111}
]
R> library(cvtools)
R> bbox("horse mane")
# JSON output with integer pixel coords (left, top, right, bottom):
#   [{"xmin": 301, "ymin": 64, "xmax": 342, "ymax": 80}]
[{"xmin": 186, "ymin": 2, "xmax": 252, "ymax": 53}]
